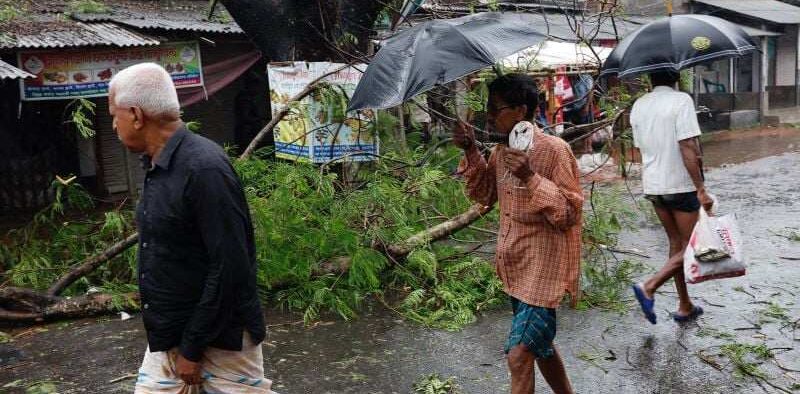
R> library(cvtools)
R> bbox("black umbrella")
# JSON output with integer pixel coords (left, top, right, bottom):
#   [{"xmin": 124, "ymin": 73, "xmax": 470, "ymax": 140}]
[
  {"xmin": 600, "ymin": 14, "xmax": 757, "ymax": 79},
  {"xmin": 347, "ymin": 12, "xmax": 548, "ymax": 111}
]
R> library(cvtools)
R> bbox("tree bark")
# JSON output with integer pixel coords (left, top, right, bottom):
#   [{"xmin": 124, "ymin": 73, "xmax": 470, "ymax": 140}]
[
  {"xmin": 385, "ymin": 204, "xmax": 493, "ymax": 257},
  {"xmin": 0, "ymin": 293, "xmax": 139, "ymax": 323},
  {"xmin": 42, "ymin": 292, "xmax": 139, "ymax": 321}
]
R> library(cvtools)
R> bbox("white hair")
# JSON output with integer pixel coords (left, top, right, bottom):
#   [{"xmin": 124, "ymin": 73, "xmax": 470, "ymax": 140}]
[{"xmin": 108, "ymin": 62, "xmax": 180, "ymax": 118}]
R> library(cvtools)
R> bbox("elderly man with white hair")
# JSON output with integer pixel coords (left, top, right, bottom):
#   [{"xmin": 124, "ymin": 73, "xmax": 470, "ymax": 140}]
[{"xmin": 108, "ymin": 63, "xmax": 275, "ymax": 393}]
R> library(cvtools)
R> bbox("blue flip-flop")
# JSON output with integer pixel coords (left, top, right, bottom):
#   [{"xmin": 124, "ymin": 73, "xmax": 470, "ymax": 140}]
[
  {"xmin": 672, "ymin": 305, "xmax": 704, "ymax": 323},
  {"xmin": 632, "ymin": 284, "xmax": 657, "ymax": 324}
]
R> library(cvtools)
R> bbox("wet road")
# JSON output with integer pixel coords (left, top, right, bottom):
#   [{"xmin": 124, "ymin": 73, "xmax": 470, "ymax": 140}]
[{"xmin": 1, "ymin": 129, "xmax": 799, "ymax": 393}]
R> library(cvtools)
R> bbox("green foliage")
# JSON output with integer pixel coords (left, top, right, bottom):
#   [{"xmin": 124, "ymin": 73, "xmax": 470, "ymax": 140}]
[
  {"xmin": 414, "ymin": 374, "xmax": 459, "ymax": 394},
  {"xmin": 235, "ymin": 139, "xmax": 499, "ymax": 328},
  {"xmin": 0, "ymin": 3, "xmax": 20, "ymax": 22},
  {"xmin": 2, "ymin": 179, "xmax": 136, "ymax": 294},
  {"xmin": 68, "ymin": 0, "xmax": 109, "ymax": 14},
  {"xmin": 577, "ymin": 258, "xmax": 647, "ymax": 313},
  {"xmin": 720, "ymin": 343, "xmax": 773, "ymax": 379},
  {"xmin": 25, "ymin": 381, "xmax": 58, "ymax": 394},
  {"xmin": 759, "ymin": 301, "xmax": 790, "ymax": 323},
  {"xmin": 464, "ymin": 80, "xmax": 489, "ymax": 113},
  {"xmin": 207, "ymin": 6, "xmax": 233, "ymax": 24},
  {"xmin": 186, "ymin": 121, "xmax": 202, "ymax": 133},
  {"xmin": 578, "ymin": 186, "xmax": 646, "ymax": 313},
  {"xmin": 394, "ymin": 254, "xmax": 504, "ymax": 331},
  {"xmin": 336, "ymin": 32, "xmax": 359, "ymax": 48},
  {"xmin": 696, "ymin": 326, "xmax": 735, "ymax": 340},
  {"xmin": 584, "ymin": 186, "xmax": 637, "ymax": 247},
  {"xmin": 2, "ymin": 378, "xmax": 59, "ymax": 393},
  {"xmin": 680, "ymin": 69, "xmax": 694, "ymax": 93},
  {"xmin": 100, "ymin": 281, "xmax": 140, "ymax": 310},
  {"xmin": 67, "ymin": 98, "xmax": 96, "ymax": 139}
]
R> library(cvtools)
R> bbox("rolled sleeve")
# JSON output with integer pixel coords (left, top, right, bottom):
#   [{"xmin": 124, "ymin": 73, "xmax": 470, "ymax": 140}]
[
  {"xmin": 524, "ymin": 146, "xmax": 584, "ymax": 230},
  {"xmin": 457, "ymin": 145, "xmax": 497, "ymax": 207}
]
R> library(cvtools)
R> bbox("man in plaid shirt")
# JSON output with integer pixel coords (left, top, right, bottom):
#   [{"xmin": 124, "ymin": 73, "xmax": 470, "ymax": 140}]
[{"xmin": 454, "ymin": 74, "xmax": 583, "ymax": 394}]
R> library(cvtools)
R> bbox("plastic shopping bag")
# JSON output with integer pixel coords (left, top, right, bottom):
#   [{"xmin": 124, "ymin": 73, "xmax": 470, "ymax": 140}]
[{"xmin": 684, "ymin": 208, "xmax": 746, "ymax": 284}]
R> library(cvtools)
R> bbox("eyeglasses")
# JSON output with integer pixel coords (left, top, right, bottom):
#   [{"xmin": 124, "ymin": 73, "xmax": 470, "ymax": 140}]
[{"xmin": 486, "ymin": 104, "xmax": 514, "ymax": 114}]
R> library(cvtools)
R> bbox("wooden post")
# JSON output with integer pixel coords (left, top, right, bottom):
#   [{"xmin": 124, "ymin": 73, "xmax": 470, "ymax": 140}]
[
  {"xmin": 795, "ymin": 25, "xmax": 800, "ymax": 106},
  {"xmin": 761, "ymin": 34, "xmax": 770, "ymax": 121}
]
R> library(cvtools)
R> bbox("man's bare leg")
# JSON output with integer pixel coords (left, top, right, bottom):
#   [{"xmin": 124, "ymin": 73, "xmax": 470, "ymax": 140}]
[
  {"xmin": 536, "ymin": 347, "xmax": 574, "ymax": 394},
  {"xmin": 642, "ymin": 206, "xmax": 698, "ymax": 315},
  {"xmin": 670, "ymin": 209, "xmax": 700, "ymax": 315},
  {"xmin": 508, "ymin": 345, "xmax": 535, "ymax": 394}
]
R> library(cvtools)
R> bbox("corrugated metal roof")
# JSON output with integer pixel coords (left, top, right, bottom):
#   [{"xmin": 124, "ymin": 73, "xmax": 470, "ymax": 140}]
[
  {"xmin": 607, "ymin": 14, "xmax": 782, "ymax": 37},
  {"xmin": 693, "ymin": 0, "xmax": 800, "ymax": 24},
  {"xmin": 102, "ymin": 16, "xmax": 242, "ymax": 34},
  {"xmin": 71, "ymin": 1, "xmax": 243, "ymax": 34},
  {"xmin": 0, "ymin": 21, "xmax": 160, "ymax": 49},
  {"xmin": 0, "ymin": 59, "xmax": 34, "ymax": 79}
]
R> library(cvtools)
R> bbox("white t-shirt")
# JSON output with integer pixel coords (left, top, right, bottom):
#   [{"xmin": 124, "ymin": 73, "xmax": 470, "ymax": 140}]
[{"xmin": 630, "ymin": 86, "xmax": 702, "ymax": 195}]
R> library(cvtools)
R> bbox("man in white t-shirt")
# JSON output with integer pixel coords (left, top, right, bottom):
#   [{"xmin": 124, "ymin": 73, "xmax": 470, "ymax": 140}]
[{"xmin": 629, "ymin": 71, "xmax": 714, "ymax": 325}]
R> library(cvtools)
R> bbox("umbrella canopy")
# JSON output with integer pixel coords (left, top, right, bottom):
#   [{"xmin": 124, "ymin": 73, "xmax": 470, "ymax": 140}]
[
  {"xmin": 600, "ymin": 14, "xmax": 757, "ymax": 79},
  {"xmin": 348, "ymin": 12, "xmax": 548, "ymax": 111}
]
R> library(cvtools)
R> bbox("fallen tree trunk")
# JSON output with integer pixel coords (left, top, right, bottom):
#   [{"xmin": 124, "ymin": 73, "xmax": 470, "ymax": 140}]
[
  {"xmin": 0, "ymin": 293, "xmax": 139, "ymax": 323},
  {"xmin": 385, "ymin": 203, "xmax": 492, "ymax": 257}
]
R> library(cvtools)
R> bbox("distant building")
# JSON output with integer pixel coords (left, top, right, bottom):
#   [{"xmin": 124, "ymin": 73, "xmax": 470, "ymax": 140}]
[
  {"xmin": 618, "ymin": 0, "xmax": 800, "ymax": 129},
  {"xmin": 0, "ymin": 0, "xmax": 267, "ymax": 212}
]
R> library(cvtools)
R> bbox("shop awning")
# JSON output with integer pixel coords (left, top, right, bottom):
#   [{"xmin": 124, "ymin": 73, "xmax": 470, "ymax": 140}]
[{"xmin": 0, "ymin": 59, "xmax": 34, "ymax": 80}]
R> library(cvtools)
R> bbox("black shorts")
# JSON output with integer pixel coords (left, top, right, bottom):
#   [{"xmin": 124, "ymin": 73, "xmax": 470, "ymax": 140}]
[{"xmin": 645, "ymin": 191, "xmax": 700, "ymax": 213}]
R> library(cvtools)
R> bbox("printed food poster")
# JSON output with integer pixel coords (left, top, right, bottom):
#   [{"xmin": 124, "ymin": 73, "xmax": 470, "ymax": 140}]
[
  {"xmin": 18, "ymin": 41, "xmax": 203, "ymax": 100},
  {"xmin": 267, "ymin": 62, "xmax": 378, "ymax": 163}
]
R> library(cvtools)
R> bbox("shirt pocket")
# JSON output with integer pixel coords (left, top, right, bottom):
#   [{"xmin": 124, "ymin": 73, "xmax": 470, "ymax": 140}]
[{"xmin": 508, "ymin": 186, "xmax": 544, "ymax": 224}]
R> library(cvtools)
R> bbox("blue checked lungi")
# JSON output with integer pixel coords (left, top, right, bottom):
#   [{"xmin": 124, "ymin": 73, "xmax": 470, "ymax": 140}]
[{"xmin": 504, "ymin": 297, "xmax": 557, "ymax": 359}]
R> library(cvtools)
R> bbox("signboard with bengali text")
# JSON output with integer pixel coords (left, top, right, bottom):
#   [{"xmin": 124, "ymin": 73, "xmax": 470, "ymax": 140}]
[{"xmin": 18, "ymin": 41, "xmax": 203, "ymax": 101}]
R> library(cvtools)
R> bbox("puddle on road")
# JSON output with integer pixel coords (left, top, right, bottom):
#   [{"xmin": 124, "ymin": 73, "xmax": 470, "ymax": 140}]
[{"xmin": 701, "ymin": 126, "xmax": 800, "ymax": 167}]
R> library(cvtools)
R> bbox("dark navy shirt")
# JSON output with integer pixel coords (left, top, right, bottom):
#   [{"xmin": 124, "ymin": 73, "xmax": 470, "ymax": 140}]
[{"xmin": 136, "ymin": 125, "xmax": 265, "ymax": 361}]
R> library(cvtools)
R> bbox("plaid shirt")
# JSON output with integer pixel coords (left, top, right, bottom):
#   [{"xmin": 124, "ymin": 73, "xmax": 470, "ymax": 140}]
[{"xmin": 458, "ymin": 130, "xmax": 583, "ymax": 308}]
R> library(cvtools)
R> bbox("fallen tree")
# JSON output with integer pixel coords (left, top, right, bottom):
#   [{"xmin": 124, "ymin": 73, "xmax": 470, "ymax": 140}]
[
  {"xmin": 0, "ymin": 49, "xmax": 625, "ymax": 323},
  {"xmin": 0, "ymin": 107, "xmax": 621, "ymax": 323},
  {"xmin": 0, "ymin": 202, "xmax": 491, "ymax": 323}
]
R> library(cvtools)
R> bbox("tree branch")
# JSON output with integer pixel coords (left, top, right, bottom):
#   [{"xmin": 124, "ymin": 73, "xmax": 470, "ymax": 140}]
[{"xmin": 47, "ymin": 233, "xmax": 139, "ymax": 297}]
